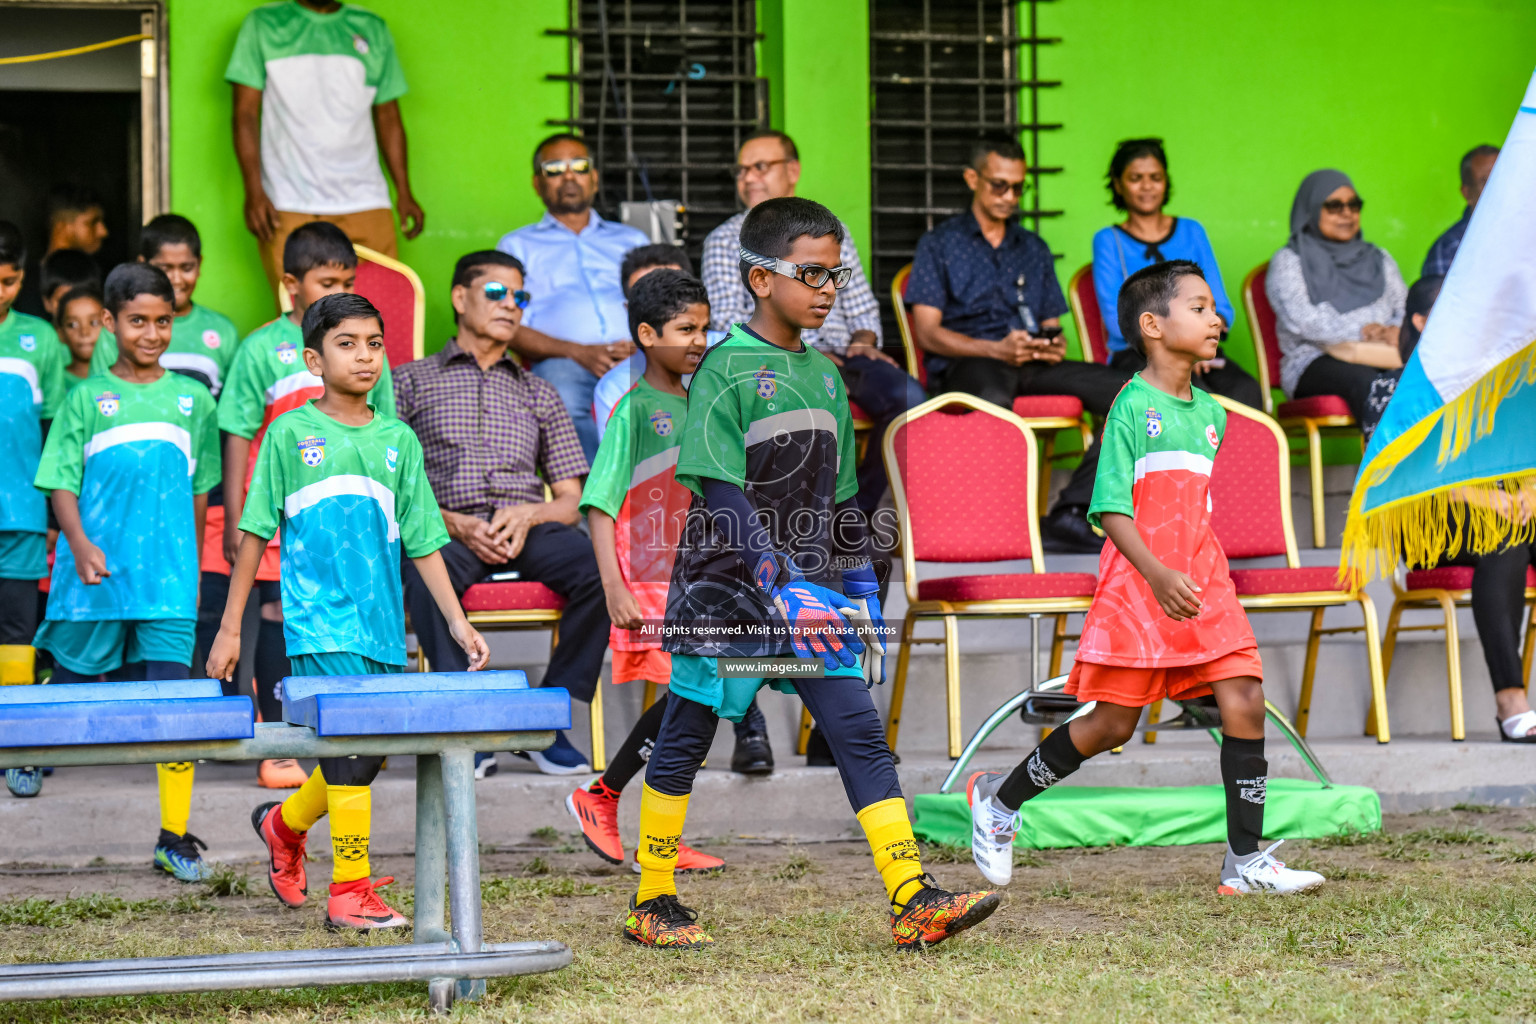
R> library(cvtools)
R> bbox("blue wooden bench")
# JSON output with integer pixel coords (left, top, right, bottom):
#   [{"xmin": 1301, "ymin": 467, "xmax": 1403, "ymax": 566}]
[{"xmin": 0, "ymin": 671, "xmax": 573, "ymax": 1014}]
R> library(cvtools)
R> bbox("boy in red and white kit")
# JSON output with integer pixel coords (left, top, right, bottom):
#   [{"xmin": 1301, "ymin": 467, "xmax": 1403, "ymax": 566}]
[{"xmin": 969, "ymin": 259, "xmax": 1326, "ymax": 896}]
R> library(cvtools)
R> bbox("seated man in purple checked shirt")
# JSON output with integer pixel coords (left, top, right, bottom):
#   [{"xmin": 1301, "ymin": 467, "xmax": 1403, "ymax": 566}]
[{"xmin": 396, "ymin": 249, "xmax": 607, "ymax": 776}]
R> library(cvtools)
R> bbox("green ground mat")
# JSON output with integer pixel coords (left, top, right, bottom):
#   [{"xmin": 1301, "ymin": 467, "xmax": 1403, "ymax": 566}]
[{"xmin": 913, "ymin": 778, "xmax": 1381, "ymax": 850}]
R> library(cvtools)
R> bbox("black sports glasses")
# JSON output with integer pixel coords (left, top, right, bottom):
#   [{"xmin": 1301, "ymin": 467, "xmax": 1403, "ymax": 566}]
[
  {"xmin": 738, "ymin": 247, "xmax": 852, "ymax": 290},
  {"xmin": 483, "ymin": 281, "xmax": 531, "ymax": 308}
]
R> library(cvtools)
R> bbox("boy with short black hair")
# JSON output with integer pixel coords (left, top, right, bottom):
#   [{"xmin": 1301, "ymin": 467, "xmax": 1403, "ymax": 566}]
[
  {"xmin": 619, "ymin": 245, "xmax": 695, "ymax": 300},
  {"xmin": 208, "ymin": 292, "xmax": 488, "ymax": 931},
  {"xmin": 968, "ymin": 259, "xmax": 1328, "ymax": 896},
  {"xmin": 39, "ymin": 248, "xmax": 102, "ymax": 320},
  {"xmin": 32, "ymin": 262, "xmax": 221, "ymax": 878},
  {"xmin": 212, "ymin": 221, "xmax": 394, "ymax": 790},
  {"xmin": 625, "ymin": 197, "xmax": 999, "ymax": 950},
  {"xmin": 55, "ymin": 285, "xmax": 106, "ymax": 381},
  {"xmin": 567, "ymin": 269, "xmax": 725, "ymax": 873}
]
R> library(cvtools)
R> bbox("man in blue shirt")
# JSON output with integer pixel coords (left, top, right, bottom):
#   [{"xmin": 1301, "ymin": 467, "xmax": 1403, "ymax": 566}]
[
  {"xmin": 497, "ymin": 134, "xmax": 650, "ymax": 461},
  {"xmin": 906, "ymin": 135, "xmax": 1129, "ymax": 553},
  {"xmin": 1423, "ymin": 144, "xmax": 1498, "ymax": 278}
]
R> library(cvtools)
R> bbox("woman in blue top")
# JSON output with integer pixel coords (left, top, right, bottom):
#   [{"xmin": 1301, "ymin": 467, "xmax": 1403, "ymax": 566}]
[{"xmin": 1091, "ymin": 138, "xmax": 1263, "ymax": 408}]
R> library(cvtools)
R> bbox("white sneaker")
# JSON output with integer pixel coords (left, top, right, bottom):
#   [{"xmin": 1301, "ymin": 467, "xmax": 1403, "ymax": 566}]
[
  {"xmin": 967, "ymin": 771, "xmax": 1020, "ymax": 886},
  {"xmin": 1219, "ymin": 840, "xmax": 1326, "ymax": 895}
]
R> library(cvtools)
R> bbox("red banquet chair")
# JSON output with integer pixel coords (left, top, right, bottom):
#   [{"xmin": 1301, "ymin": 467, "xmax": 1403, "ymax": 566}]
[
  {"xmin": 1380, "ymin": 566, "xmax": 1536, "ymax": 741},
  {"xmin": 1206, "ymin": 395, "xmax": 1390, "ymax": 741},
  {"xmin": 1066, "ymin": 263, "xmax": 1111, "ymax": 365},
  {"xmin": 1243, "ymin": 262, "xmax": 1361, "ymax": 549},
  {"xmin": 891, "ymin": 263, "xmax": 1092, "ymax": 514},
  {"xmin": 882, "ymin": 393, "xmax": 1098, "ymax": 757}
]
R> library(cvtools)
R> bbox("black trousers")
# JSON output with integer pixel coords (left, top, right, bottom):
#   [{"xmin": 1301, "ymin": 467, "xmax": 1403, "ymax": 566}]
[
  {"xmin": 942, "ymin": 356, "xmax": 1132, "ymax": 509},
  {"xmin": 1108, "ymin": 348, "xmax": 1265, "ymax": 410},
  {"xmin": 1470, "ymin": 542, "xmax": 1536, "ymax": 694},
  {"xmin": 1295, "ymin": 354, "xmax": 1400, "ymax": 428},
  {"xmin": 403, "ymin": 522, "xmax": 609, "ymax": 703},
  {"xmin": 0, "ymin": 578, "xmax": 38, "ymax": 645}
]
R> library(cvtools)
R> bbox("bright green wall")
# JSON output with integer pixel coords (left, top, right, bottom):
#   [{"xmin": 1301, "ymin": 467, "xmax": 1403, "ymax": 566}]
[
  {"xmin": 166, "ymin": 0, "xmax": 568, "ymax": 348},
  {"xmin": 1035, "ymin": 0, "xmax": 1536, "ymax": 381}
]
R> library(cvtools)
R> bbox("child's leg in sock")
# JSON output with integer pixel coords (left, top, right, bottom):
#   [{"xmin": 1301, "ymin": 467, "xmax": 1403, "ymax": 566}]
[
  {"xmin": 1208, "ymin": 677, "xmax": 1267, "ymax": 856},
  {"xmin": 596, "ymin": 691, "xmax": 670, "ymax": 794},
  {"xmin": 157, "ymin": 762, "xmax": 195, "ymax": 835},
  {"xmin": 254, "ymin": 617, "xmax": 291, "ymax": 724},
  {"xmin": 637, "ymin": 695, "xmax": 717, "ymax": 902},
  {"xmin": 281, "ymin": 765, "xmax": 330, "ymax": 833},
  {"xmin": 995, "ymin": 703, "xmax": 1140, "ymax": 810},
  {"xmin": 314, "ymin": 756, "xmax": 384, "ymax": 883}
]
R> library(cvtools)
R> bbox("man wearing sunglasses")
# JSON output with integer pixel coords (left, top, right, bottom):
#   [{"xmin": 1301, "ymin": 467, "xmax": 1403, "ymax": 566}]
[
  {"xmin": 701, "ymin": 130, "xmax": 924, "ymax": 519},
  {"xmin": 907, "ymin": 134, "xmax": 1133, "ymax": 554},
  {"xmin": 496, "ymin": 133, "xmax": 652, "ymax": 463},
  {"xmin": 395, "ymin": 250, "xmax": 607, "ymax": 776}
]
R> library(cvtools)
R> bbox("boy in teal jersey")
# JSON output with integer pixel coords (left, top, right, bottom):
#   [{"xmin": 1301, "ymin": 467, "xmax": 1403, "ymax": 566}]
[
  {"xmin": 625, "ymin": 198, "xmax": 999, "ymax": 952},
  {"xmin": 566, "ymin": 270, "xmax": 724, "ymax": 874},
  {"xmin": 33, "ymin": 263, "xmax": 221, "ymax": 880},
  {"xmin": 208, "ymin": 293, "xmax": 488, "ymax": 931},
  {"xmin": 56, "ymin": 285, "xmax": 106, "ymax": 383},
  {"xmin": 89, "ymin": 216, "xmax": 240, "ymax": 399},
  {"xmin": 210, "ymin": 222, "xmax": 394, "ymax": 791}
]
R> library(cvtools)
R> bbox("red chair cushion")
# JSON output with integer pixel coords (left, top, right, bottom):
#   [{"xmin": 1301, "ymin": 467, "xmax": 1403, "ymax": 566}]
[
  {"xmin": 1011, "ymin": 395, "xmax": 1085, "ymax": 420},
  {"xmin": 461, "ymin": 582, "xmax": 566, "ymax": 612},
  {"xmin": 1209, "ymin": 408, "xmax": 1290, "ymax": 560},
  {"xmin": 1278, "ymin": 395, "xmax": 1353, "ymax": 420},
  {"xmin": 1229, "ymin": 566, "xmax": 1350, "ymax": 595},
  {"xmin": 354, "ymin": 257, "xmax": 419, "ymax": 369},
  {"xmin": 1406, "ymin": 566, "xmax": 1536, "ymax": 590},
  {"xmin": 917, "ymin": 572, "xmax": 1098, "ymax": 603},
  {"xmin": 849, "ymin": 399, "xmax": 872, "ymax": 423}
]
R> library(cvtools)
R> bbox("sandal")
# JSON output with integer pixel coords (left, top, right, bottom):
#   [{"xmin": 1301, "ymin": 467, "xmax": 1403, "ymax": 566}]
[{"xmin": 1497, "ymin": 709, "xmax": 1536, "ymax": 742}]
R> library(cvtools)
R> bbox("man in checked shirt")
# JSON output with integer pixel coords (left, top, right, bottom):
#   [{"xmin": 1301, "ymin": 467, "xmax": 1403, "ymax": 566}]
[
  {"xmin": 396, "ymin": 250, "xmax": 607, "ymax": 776},
  {"xmin": 701, "ymin": 130, "xmax": 926, "ymax": 518}
]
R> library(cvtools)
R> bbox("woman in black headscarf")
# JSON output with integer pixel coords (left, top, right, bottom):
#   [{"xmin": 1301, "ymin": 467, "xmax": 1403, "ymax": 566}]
[{"xmin": 1266, "ymin": 169, "xmax": 1406, "ymax": 428}]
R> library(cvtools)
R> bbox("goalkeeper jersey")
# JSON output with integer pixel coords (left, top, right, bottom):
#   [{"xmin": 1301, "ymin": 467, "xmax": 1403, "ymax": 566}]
[
  {"xmin": 664, "ymin": 324, "xmax": 858, "ymax": 658},
  {"xmin": 1078, "ymin": 373, "xmax": 1254, "ymax": 667},
  {"xmin": 90, "ymin": 303, "xmax": 241, "ymax": 398},
  {"xmin": 579, "ymin": 377, "xmax": 691, "ymax": 652},
  {"xmin": 239, "ymin": 401, "xmax": 447, "ymax": 665},
  {"xmin": 0, "ymin": 310, "xmax": 67, "ymax": 538}
]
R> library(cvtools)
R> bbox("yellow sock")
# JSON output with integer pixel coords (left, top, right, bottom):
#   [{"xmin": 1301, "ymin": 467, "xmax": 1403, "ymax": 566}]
[
  {"xmin": 858, "ymin": 797, "xmax": 926, "ymax": 913},
  {"xmin": 280, "ymin": 765, "xmax": 329, "ymax": 833},
  {"xmin": 635, "ymin": 784, "xmax": 689, "ymax": 903},
  {"xmin": 0, "ymin": 645, "xmax": 34, "ymax": 685},
  {"xmin": 156, "ymin": 762, "xmax": 195, "ymax": 836},
  {"xmin": 328, "ymin": 785, "xmax": 372, "ymax": 884}
]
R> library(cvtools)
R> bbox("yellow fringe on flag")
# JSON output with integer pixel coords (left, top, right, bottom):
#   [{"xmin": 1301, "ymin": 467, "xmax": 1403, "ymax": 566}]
[{"xmin": 1436, "ymin": 337, "xmax": 1536, "ymax": 464}]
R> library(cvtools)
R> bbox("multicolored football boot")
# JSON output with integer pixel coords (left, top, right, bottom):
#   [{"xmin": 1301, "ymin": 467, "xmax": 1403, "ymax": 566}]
[
  {"xmin": 889, "ymin": 874, "xmax": 1000, "ymax": 951},
  {"xmin": 623, "ymin": 893, "xmax": 714, "ymax": 949},
  {"xmin": 327, "ymin": 876, "xmax": 409, "ymax": 931},
  {"xmin": 153, "ymin": 829, "xmax": 214, "ymax": 883},
  {"xmin": 252, "ymin": 801, "xmax": 308, "ymax": 907}
]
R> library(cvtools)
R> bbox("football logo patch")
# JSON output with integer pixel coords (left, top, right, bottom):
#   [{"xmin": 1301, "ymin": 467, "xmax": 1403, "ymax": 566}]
[
  {"xmin": 352, "ymin": 34, "xmax": 370, "ymax": 55},
  {"xmin": 177, "ymin": 395, "xmax": 194, "ymax": 417},
  {"xmin": 385, "ymin": 445, "xmax": 399, "ymax": 472},
  {"xmin": 297, "ymin": 435, "xmax": 327, "ymax": 467},
  {"xmin": 649, "ymin": 409, "xmax": 674, "ymax": 436},
  {"xmin": 95, "ymin": 392, "xmax": 120, "ymax": 417},
  {"xmin": 754, "ymin": 367, "xmax": 777, "ymax": 399},
  {"xmin": 18, "ymin": 334, "xmax": 35, "ymax": 352},
  {"xmin": 202, "ymin": 329, "xmax": 221, "ymax": 349},
  {"xmin": 823, "ymin": 372, "xmax": 837, "ymax": 399},
  {"xmin": 1206, "ymin": 424, "xmax": 1220, "ymax": 449},
  {"xmin": 1145, "ymin": 407, "xmax": 1162, "ymax": 438},
  {"xmin": 276, "ymin": 340, "xmax": 298, "ymax": 365}
]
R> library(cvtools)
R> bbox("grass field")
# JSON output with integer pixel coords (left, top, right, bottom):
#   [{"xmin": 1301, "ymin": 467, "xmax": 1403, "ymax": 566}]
[{"xmin": 3, "ymin": 806, "xmax": 1535, "ymax": 1023}]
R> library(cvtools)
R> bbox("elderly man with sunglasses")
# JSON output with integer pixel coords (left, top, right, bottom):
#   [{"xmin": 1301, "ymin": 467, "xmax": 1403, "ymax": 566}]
[
  {"xmin": 906, "ymin": 134, "xmax": 1132, "ymax": 553},
  {"xmin": 496, "ymin": 133, "xmax": 651, "ymax": 462},
  {"xmin": 702, "ymin": 129, "xmax": 925, "ymax": 519},
  {"xmin": 395, "ymin": 249, "xmax": 608, "ymax": 776}
]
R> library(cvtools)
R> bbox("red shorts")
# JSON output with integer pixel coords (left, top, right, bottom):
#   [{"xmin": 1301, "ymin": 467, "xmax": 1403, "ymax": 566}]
[
  {"xmin": 612, "ymin": 648, "xmax": 670, "ymax": 686},
  {"xmin": 201, "ymin": 505, "xmax": 282, "ymax": 582},
  {"xmin": 1065, "ymin": 644, "xmax": 1264, "ymax": 708}
]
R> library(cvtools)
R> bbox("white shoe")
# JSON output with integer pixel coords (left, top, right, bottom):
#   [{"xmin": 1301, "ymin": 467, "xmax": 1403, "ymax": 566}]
[
  {"xmin": 1219, "ymin": 840, "xmax": 1326, "ymax": 895},
  {"xmin": 967, "ymin": 771, "xmax": 1020, "ymax": 886}
]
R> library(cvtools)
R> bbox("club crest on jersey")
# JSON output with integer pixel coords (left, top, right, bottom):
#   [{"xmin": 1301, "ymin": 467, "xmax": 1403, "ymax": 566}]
[
  {"xmin": 276, "ymin": 340, "xmax": 298, "ymax": 365},
  {"xmin": 352, "ymin": 34, "xmax": 369, "ymax": 54},
  {"xmin": 18, "ymin": 334, "xmax": 35, "ymax": 352},
  {"xmin": 754, "ymin": 367, "xmax": 777, "ymax": 399},
  {"xmin": 202, "ymin": 329, "xmax": 221, "ymax": 349},
  {"xmin": 297, "ymin": 435, "xmax": 327, "ymax": 467},
  {"xmin": 649, "ymin": 409, "xmax": 674, "ymax": 436},
  {"xmin": 385, "ymin": 445, "xmax": 399, "ymax": 472},
  {"xmin": 177, "ymin": 394, "xmax": 194, "ymax": 417},
  {"xmin": 1145, "ymin": 407, "xmax": 1162, "ymax": 438},
  {"xmin": 95, "ymin": 392, "xmax": 120, "ymax": 417},
  {"xmin": 823, "ymin": 372, "xmax": 837, "ymax": 399},
  {"xmin": 1206, "ymin": 424, "xmax": 1220, "ymax": 449}
]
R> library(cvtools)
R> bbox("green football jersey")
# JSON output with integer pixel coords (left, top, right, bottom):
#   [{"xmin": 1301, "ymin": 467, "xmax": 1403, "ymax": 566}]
[
  {"xmin": 0, "ymin": 310, "xmax": 67, "ymax": 541},
  {"xmin": 665, "ymin": 324, "xmax": 858, "ymax": 658},
  {"xmin": 90, "ymin": 303, "xmax": 241, "ymax": 397},
  {"xmin": 240, "ymin": 401, "xmax": 447, "ymax": 665},
  {"xmin": 35, "ymin": 370, "xmax": 219, "ymax": 621}
]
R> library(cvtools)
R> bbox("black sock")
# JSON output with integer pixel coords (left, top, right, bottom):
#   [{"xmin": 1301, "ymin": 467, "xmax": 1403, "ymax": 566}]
[
  {"xmin": 1220, "ymin": 734, "xmax": 1267, "ymax": 856},
  {"xmin": 600, "ymin": 692, "xmax": 671, "ymax": 792},
  {"xmin": 997, "ymin": 725, "xmax": 1088, "ymax": 810},
  {"xmin": 734, "ymin": 697, "xmax": 766, "ymax": 738},
  {"xmin": 254, "ymin": 619, "xmax": 290, "ymax": 724}
]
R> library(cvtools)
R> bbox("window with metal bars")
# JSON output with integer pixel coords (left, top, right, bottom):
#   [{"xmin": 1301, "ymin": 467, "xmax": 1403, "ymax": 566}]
[
  {"xmin": 546, "ymin": 0, "xmax": 767, "ymax": 267},
  {"xmin": 869, "ymin": 0, "xmax": 1061, "ymax": 343}
]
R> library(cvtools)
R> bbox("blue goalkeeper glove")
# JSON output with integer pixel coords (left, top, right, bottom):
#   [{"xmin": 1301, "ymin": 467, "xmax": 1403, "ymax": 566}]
[
  {"xmin": 840, "ymin": 561, "xmax": 887, "ymax": 686},
  {"xmin": 754, "ymin": 554, "xmax": 863, "ymax": 673}
]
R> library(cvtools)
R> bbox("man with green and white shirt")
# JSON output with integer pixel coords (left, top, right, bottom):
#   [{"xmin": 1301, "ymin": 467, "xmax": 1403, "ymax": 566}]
[{"xmin": 226, "ymin": 0, "xmax": 425, "ymax": 296}]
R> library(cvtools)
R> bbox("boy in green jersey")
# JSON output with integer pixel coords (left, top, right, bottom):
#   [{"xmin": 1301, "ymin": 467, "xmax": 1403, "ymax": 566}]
[
  {"xmin": 625, "ymin": 198, "xmax": 999, "ymax": 951},
  {"xmin": 208, "ymin": 292, "xmax": 489, "ymax": 931},
  {"xmin": 567, "ymin": 270, "xmax": 724, "ymax": 874},
  {"xmin": 33, "ymin": 263, "xmax": 221, "ymax": 880},
  {"xmin": 56, "ymin": 285, "xmax": 106, "ymax": 382}
]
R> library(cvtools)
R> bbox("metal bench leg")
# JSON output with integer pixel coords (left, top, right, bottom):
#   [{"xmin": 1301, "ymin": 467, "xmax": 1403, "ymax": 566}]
[
  {"xmin": 414, "ymin": 755, "xmax": 450, "ymax": 946},
  {"xmin": 442, "ymin": 749, "xmax": 485, "ymax": 1003}
]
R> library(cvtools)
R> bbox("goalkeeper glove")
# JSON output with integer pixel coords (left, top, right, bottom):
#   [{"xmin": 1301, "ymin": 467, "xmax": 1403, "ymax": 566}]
[
  {"xmin": 839, "ymin": 561, "xmax": 887, "ymax": 686},
  {"xmin": 754, "ymin": 554, "xmax": 863, "ymax": 673}
]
